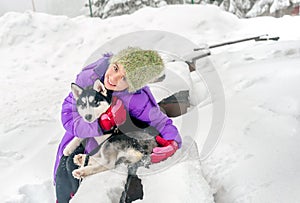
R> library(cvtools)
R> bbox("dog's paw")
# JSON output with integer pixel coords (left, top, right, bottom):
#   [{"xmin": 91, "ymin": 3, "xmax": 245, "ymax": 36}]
[
  {"xmin": 73, "ymin": 154, "xmax": 86, "ymax": 166},
  {"xmin": 63, "ymin": 147, "xmax": 73, "ymax": 156},
  {"xmin": 72, "ymin": 169, "xmax": 85, "ymax": 179}
]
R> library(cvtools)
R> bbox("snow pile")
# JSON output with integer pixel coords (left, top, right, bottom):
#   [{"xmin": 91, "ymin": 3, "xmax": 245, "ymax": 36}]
[
  {"xmin": 148, "ymin": 61, "xmax": 193, "ymax": 103},
  {"xmin": 0, "ymin": 4, "xmax": 300, "ymax": 203},
  {"xmin": 202, "ymin": 40, "xmax": 300, "ymax": 202}
]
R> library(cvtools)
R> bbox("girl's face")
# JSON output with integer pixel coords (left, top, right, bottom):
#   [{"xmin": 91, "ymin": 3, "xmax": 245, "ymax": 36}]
[{"xmin": 104, "ymin": 63, "xmax": 129, "ymax": 91}]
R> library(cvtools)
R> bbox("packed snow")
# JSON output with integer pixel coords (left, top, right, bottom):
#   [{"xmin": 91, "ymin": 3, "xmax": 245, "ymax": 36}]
[{"xmin": 0, "ymin": 4, "xmax": 300, "ymax": 203}]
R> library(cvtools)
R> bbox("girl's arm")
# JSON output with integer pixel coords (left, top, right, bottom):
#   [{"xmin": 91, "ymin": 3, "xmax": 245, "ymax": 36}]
[{"xmin": 125, "ymin": 87, "xmax": 182, "ymax": 147}]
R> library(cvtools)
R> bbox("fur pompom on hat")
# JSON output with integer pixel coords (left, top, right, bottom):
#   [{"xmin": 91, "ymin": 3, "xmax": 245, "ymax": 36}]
[{"xmin": 110, "ymin": 47, "xmax": 165, "ymax": 92}]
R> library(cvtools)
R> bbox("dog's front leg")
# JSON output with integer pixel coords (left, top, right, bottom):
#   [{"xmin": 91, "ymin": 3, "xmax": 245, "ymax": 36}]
[
  {"xmin": 72, "ymin": 165, "xmax": 110, "ymax": 179},
  {"xmin": 73, "ymin": 153, "xmax": 88, "ymax": 167},
  {"xmin": 63, "ymin": 137, "xmax": 83, "ymax": 156},
  {"xmin": 72, "ymin": 155, "xmax": 116, "ymax": 179}
]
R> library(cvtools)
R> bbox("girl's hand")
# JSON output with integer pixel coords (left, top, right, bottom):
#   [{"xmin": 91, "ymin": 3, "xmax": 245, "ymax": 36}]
[
  {"xmin": 151, "ymin": 136, "xmax": 178, "ymax": 163},
  {"xmin": 98, "ymin": 97, "xmax": 126, "ymax": 131}
]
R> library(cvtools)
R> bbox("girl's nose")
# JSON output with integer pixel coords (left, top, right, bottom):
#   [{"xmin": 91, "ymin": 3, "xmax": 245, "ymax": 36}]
[
  {"xmin": 110, "ymin": 74, "xmax": 116, "ymax": 82},
  {"xmin": 111, "ymin": 74, "xmax": 122, "ymax": 82}
]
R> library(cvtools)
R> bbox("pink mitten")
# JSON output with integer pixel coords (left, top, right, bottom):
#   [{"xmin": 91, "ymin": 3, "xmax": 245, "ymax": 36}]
[{"xmin": 151, "ymin": 136, "xmax": 178, "ymax": 163}]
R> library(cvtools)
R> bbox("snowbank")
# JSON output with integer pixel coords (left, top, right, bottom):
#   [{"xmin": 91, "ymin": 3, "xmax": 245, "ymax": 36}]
[{"xmin": 0, "ymin": 4, "xmax": 300, "ymax": 203}]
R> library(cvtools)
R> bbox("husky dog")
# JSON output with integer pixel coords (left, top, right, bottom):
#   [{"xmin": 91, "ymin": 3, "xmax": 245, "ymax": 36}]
[
  {"xmin": 63, "ymin": 79, "xmax": 157, "ymax": 179},
  {"xmin": 62, "ymin": 79, "xmax": 111, "ymax": 156}
]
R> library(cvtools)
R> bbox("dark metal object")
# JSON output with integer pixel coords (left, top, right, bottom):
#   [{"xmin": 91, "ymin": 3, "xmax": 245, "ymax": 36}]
[
  {"xmin": 193, "ymin": 34, "xmax": 280, "ymax": 51},
  {"xmin": 88, "ymin": 0, "xmax": 93, "ymax": 17},
  {"xmin": 184, "ymin": 34, "xmax": 280, "ymax": 70},
  {"xmin": 158, "ymin": 91, "xmax": 190, "ymax": 117}
]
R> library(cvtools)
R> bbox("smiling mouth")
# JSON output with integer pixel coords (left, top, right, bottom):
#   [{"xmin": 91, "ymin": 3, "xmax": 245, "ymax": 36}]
[{"xmin": 108, "ymin": 78, "xmax": 116, "ymax": 86}]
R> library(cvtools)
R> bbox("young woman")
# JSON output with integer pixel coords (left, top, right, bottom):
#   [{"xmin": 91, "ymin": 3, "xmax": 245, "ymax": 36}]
[{"xmin": 54, "ymin": 47, "xmax": 182, "ymax": 202}]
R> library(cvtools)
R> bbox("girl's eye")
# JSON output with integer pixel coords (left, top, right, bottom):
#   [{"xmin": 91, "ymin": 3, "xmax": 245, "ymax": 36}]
[{"xmin": 113, "ymin": 65, "xmax": 118, "ymax": 72}]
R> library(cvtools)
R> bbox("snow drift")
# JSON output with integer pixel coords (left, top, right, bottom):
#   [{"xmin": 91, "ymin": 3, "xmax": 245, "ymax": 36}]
[{"xmin": 0, "ymin": 4, "xmax": 300, "ymax": 203}]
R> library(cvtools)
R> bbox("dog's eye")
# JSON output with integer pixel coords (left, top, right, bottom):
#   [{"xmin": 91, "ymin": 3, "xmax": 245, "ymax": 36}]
[{"xmin": 77, "ymin": 100, "xmax": 87, "ymax": 108}]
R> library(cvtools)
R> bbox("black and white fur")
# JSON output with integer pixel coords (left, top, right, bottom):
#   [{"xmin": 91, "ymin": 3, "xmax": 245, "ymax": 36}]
[
  {"xmin": 72, "ymin": 79, "xmax": 110, "ymax": 123},
  {"xmin": 63, "ymin": 79, "xmax": 157, "ymax": 179},
  {"xmin": 62, "ymin": 79, "xmax": 110, "ymax": 156}
]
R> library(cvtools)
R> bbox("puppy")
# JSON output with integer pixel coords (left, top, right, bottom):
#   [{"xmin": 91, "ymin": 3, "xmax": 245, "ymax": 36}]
[
  {"xmin": 62, "ymin": 79, "xmax": 110, "ymax": 156},
  {"xmin": 63, "ymin": 79, "xmax": 157, "ymax": 179}
]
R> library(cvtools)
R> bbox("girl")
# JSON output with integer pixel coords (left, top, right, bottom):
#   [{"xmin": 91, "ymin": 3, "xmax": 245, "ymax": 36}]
[{"xmin": 54, "ymin": 47, "xmax": 182, "ymax": 202}]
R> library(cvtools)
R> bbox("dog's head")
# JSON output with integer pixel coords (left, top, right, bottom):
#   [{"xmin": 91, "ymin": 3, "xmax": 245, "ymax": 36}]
[{"xmin": 71, "ymin": 79, "xmax": 110, "ymax": 123}]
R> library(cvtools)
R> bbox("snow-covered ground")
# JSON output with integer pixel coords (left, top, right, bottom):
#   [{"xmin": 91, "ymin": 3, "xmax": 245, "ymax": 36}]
[
  {"xmin": 0, "ymin": 4, "xmax": 300, "ymax": 203},
  {"xmin": 0, "ymin": 0, "xmax": 87, "ymax": 17}
]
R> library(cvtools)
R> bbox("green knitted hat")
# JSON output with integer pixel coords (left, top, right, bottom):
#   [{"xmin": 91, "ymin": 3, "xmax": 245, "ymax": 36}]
[{"xmin": 110, "ymin": 47, "xmax": 165, "ymax": 92}]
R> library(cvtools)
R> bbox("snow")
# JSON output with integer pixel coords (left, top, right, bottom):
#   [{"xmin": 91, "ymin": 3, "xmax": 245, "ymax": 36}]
[
  {"xmin": 148, "ymin": 61, "xmax": 193, "ymax": 102},
  {"xmin": 0, "ymin": 0, "xmax": 88, "ymax": 17},
  {"xmin": 202, "ymin": 41, "xmax": 300, "ymax": 202},
  {"xmin": 246, "ymin": 0, "xmax": 295, "ymax": 17},
  {"xmin": 270, "ymin": 0, "xmax": 290, "ymax": 13},
  {"xmin": 246, "ymin": 0, "xmax": 273, "ymax": 17},
  {"xmin": 1, "ymin": 4, "xmax": 300, "ymax": 203}
]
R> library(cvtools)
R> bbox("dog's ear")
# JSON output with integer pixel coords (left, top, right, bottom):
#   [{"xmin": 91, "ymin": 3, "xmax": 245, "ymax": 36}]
[
  {"xmin": 71, "ymin": 83, "xmax": 83, "ymax": 100},
  {"xmin": 93, "ymin": 79, "xmax": 107, "ymax": 97}
]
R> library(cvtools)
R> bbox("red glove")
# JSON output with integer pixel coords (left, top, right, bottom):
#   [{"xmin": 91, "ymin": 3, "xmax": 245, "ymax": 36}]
[
  {"xmin": 151, "ymin": 135, "xmax": 178, "ymax": 163},
  {"xmin": 99, "ymin": 97, "xmax": 126, "ymax": 131}
]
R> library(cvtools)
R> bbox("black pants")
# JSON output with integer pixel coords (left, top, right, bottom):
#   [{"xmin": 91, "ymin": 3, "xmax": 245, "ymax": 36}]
[
  {"xmin": 55, "ymin": 145, "xmax": 84, "ymax": 203},
  {"xmin": 120, "ymin": 173, "xmax": 144, "ymax": 203}
]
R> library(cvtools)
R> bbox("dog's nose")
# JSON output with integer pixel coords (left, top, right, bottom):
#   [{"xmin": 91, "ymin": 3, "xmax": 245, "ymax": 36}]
[{"xmin": 85, "ymin": 114, "xmax": 92, "ymax": 121}]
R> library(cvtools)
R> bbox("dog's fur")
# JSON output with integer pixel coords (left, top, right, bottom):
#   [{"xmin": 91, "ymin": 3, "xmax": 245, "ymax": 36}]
[
  {"xmin": 62, "ymin": 79, "xmax": 110, "ymax": 156},
  {"xmin": 63, "ymin": 79, "xmax": 157, "ymax": 179}
]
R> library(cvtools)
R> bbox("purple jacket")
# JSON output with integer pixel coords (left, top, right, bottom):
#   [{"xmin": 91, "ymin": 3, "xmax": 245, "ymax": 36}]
[{"xmin": 53, "ymin": 54, "xmax": 182, "ymax": 182}]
